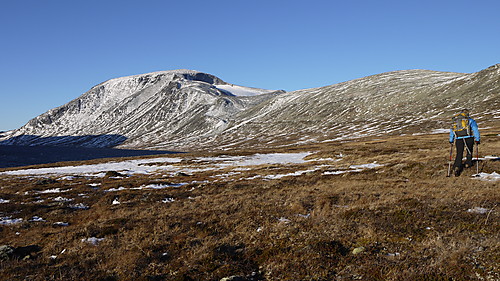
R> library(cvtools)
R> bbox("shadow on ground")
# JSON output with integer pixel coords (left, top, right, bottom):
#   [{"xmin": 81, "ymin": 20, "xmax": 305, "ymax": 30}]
[
  {"xmin": 0, "ymin": 134, "xmax": 128, "ymax": 147},
  {"xmin": 0, "ymin": 134, "xmax": 180, "ymax": 168},
  {"xmin": 0, "ymin": 145, "xmax": 180, "ymax": 169}
]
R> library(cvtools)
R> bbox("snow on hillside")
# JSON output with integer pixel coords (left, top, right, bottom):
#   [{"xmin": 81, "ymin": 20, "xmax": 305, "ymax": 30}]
[
  {"xmin": 1, "ymin": 65, "xmax": 498, "ymax": 150},
  {"xmin": 215, "ymin": 84, "xmax": 276, "ymax": 96},
  {"xmin": 0, "ymin": 69, "xmax": 286, "ymax": 149},
  {"xmin": 212, "ymin": 66, "xmax": 500, "ymax": 150}
]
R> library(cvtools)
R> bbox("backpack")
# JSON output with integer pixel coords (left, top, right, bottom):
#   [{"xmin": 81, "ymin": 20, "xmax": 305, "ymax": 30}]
[{"xmin": 451, "ymin": 112, "xmax": 471, "ymax": 137}]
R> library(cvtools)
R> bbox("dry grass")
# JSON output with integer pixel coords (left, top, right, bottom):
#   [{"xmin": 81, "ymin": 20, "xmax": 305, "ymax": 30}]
[{"xmin": 1, "ymin": 129, "xmax": 499, "ymax": 280}]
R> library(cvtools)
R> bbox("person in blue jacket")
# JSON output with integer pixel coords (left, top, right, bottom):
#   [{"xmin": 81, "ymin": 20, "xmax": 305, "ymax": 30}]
[{"xmin": 449, "ymin": 109, "xmax": 480, "ymax": 176}]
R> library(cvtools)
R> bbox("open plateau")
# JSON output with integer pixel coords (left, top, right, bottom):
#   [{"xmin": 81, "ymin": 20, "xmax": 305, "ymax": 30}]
[{"xmin": 0, "ymin": 65, "xmax": 499, "ymax": 280}]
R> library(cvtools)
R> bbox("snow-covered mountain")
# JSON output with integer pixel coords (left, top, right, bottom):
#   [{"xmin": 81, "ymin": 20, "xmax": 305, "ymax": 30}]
[
  {"xmin": 212, "ymin": 64, "xmax": 500, "ymax": 149},
  {"xmin": 0, "ymin": 70, "xmax": 282, "ymax": 148},
  {"xmin": 1, "ymin": 65, "xmax": 498, "ymax": 150}
]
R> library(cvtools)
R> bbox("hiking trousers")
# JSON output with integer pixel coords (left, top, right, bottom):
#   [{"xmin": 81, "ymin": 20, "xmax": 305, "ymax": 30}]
[{"xmin": 454, "ymin": 137, "xmax": 474, "ymax": 169}]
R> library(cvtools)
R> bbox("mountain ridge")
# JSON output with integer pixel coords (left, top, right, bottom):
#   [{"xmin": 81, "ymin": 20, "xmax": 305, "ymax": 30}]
[
  {"xmin": 209, "ymin": 65, "xmax": 499, "ymax": 150},
  {"xmin": 1, "ymin": 65, "xmax": 498, "ymax": 150}
]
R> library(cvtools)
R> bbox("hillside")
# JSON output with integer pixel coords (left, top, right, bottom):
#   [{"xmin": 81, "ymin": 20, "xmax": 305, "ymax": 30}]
[
  {"xmin": 1, "ymin": 65, "xmax": 498, "ymax": 151},
  {"xmin": 212, "ymin": 65, "xmax": 500, "ymax": 150},
  {"xmin": 0, "ymin": 70, "xmax": 282, "ymax": 149}
]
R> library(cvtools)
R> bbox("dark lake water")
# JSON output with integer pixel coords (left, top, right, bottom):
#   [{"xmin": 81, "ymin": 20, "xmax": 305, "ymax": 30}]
[{"xmin": 0, "ymin": 145, "xmax": 180, "ymax": 169}]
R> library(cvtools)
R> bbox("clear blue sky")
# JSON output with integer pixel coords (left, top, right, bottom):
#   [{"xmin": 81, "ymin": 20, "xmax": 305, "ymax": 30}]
[{"xmin": 0, "ymin": 0, "xmax": 498, "ymax": 131}]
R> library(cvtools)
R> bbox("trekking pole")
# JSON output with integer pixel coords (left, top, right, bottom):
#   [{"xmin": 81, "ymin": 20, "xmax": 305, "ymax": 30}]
[
  {"xmin": 447, "ymin": 142, "xmax": 453, "ymax": 177},
  {"xmin": 476, "ymin": 142, "xmax": 480, "ymax": 176}
]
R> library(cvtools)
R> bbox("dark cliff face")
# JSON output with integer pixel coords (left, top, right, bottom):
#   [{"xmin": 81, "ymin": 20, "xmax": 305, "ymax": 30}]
[{"xmin": 179, "ymin": 72, "xmax": 226, "ymax": 85}]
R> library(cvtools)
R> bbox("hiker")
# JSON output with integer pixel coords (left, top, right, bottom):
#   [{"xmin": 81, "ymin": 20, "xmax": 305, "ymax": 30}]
[{"xmin": 449, "ymin": 109, "xmax": 480, "ymax": 176}]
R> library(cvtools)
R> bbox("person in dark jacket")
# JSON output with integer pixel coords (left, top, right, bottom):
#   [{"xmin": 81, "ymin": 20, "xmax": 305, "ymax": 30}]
[{"xmin": 449, "ymin": 109, "xmax": 480, "ymax": 176}]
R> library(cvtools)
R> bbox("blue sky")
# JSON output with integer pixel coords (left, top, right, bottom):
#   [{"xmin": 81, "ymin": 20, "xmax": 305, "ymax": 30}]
[{"xmin": 0, "ymin": 0, "xmax": 498, "ymax": 131}]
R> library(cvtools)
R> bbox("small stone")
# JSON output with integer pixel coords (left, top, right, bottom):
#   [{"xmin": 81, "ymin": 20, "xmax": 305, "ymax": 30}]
[
  {"xmin": 35, "ymin": 178, "xmax": 57, "ymax": 185},
  {"xmin": 105, "ymin": 171, "xmax": 125, "ymax": 178},
  {"xmin": 81, "ymin": 237, "xmax": 105, "ymax": 245},
  {"xmin": 352, "ymin": 246, "xmax": 366, "ymax": 255}
]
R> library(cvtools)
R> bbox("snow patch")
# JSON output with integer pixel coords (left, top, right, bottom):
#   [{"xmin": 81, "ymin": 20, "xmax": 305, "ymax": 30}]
[
  {"xmin": 0, "ymin": 153, "xmax": 311, "ymax": 177},
  {"xmin": 0, "ymin": 157, "xmax": 183, "ymax": 177},
  {"xmin": 215, "ymin": 84, "xmax": 276, "ymax": 96},
  {"xmin": 37, "ymin": 188, "xmax": 70, "ymax": 194},
  {"xmin": 297, "ymin": 213, "xmax": 311, "ymax": 218},
  {"xmin": 105, "ymin": 187, "xmax": 127, "ymax": 192},
  {"xmin": 59, "ymin": 176, "xmax": 77, "ymax": 180},
  {"xmin": 263, "ymin": 169, "xmax": 317, "ymax": 180},
  {"xmin": 324, "ymin": 162, "xmax": 383, "ymax": 176},
  {"xmin": 278, "ymin": 217, "xmax": 291, "ymax": 224},
  {"xmin": 474, "ymin": 172, "xmax": 500, "ymax": 181},
  {"xmin": 81, "ymin": 237, "xmax": 105, "ymax": 245},
  {"xmin": 349, "ymin": 162, "xmax": 384, "ymax": 169},
  {"xmin": 134, "ymin": 183, "xmax": 187, "ymax": 190},
  {"xmin": 53, "ymin": 196, "xmax": 73, "ymax": 202},
  {"xmin": 0, "ymin": 217, "xmax": 23, "ymax": 225},
  {"xmin": 69, "ymin": 203, "xmax": 90, "ymax": 210},
  {"xmin": 467, "ymin": 207, "xmax": 490, "ymax": 214},
  {"xmin": 162, "ymin": 197, "xmax": 175, "ymax": 203},
  {"xmin": 231, "ymin": 152, "xmax": 312, "ymax": 167},
  {"xmin": 29, "ymin": 216, "xmax": 46, "ymax": 222},
  {"xmin": 323, "ymin": 170, "xmax": 350, "ymax": 175}
]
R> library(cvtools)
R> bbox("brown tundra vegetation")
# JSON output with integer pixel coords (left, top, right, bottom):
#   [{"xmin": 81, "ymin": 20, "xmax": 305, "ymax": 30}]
[{"xmin": 0, "ymin": 129, "xmax": 499, "ymax": 281}]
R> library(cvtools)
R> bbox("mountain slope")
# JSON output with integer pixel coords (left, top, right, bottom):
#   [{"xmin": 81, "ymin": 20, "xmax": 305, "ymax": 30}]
[
  {"xmin": 211, "ymin": 65, "xmax": 500, "ymax": 149},
  {"xmin": 0, "ymin": 70, "xmax": 282, "ymax": 148},
  {"xmin": 1, "ymin": 65, "xmax": 498, "ymax": 150}
]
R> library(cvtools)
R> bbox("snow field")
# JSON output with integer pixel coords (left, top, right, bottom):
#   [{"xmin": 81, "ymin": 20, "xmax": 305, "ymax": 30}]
[
  {"xmin": 0, "ymin": 152, "xmax": 312, "ymax": 177},
  {"xmin": 0, "ymin": 151, "xmax": 390, "ymax": 186},
  {"xmin": 0, "ymin": 152, "xmax": 391, "ymax": 208},
  {"xmin": 214, "ymin": 84, "xmax": 275, "ymax": 96},
  {"xmin": 4, "ymin": 150, "xmax": 496, "ymax": 183},
  {"xmin": 1, "ymin": 151, "xmax": 497, "ymax": 226},
  {"xmin": 0, "ymin": 151, "xmax": 398, "ymax": 230},
  {"xmin": 473, "ymin": 172, "xmax": 500, "ymax": 181}
]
